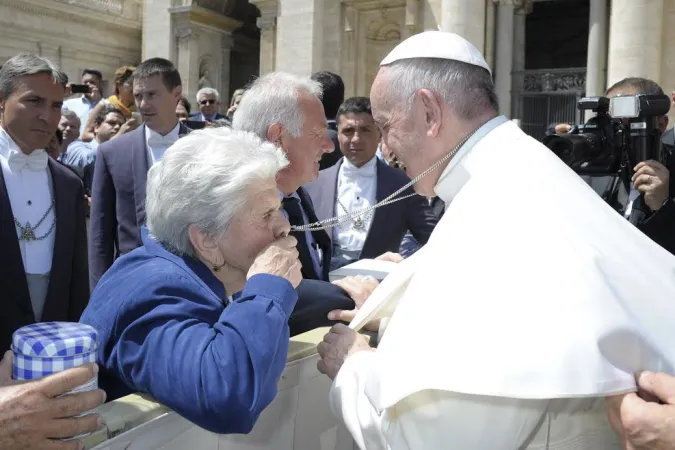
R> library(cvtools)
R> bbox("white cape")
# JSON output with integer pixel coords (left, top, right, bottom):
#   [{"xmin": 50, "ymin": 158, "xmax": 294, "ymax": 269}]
[{"xmin": 349, "ymin": 118, "xmax": 675, "ymax": 411}]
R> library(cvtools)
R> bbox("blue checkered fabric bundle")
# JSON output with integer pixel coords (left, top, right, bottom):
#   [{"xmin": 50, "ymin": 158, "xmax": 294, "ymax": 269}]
[{"xmin": 12, "ymin": 322, "xmax": 99, "ymax": 381}]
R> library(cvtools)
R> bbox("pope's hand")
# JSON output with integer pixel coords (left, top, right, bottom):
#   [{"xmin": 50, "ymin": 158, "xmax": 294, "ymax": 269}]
[
  {"xmin": 632, "ymin": 161, "xmax": 670, "ymax": 211},
  {"xmin": 606, "ymin": 371, "xmax": 675, "ymax": 449},
  {"xmin": 248, "ymin": 236, "xmax": 302, "ymax": 288},
  {"xmin": 0, "ymin": 351, "xmax": 106, "ymax": 450},
  {"xmin": 317, "ymin": 324, "xmax": 372, "ymax": 380},
  {"xmin": 375, "ymin": 252, "xmax": 404, "ymax": 263}
]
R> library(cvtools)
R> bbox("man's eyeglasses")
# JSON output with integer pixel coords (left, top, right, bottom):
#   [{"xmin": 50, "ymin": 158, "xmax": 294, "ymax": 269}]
[{"xmin": 200, "ymin": 99, "xmax": 217, "ymax": 106}]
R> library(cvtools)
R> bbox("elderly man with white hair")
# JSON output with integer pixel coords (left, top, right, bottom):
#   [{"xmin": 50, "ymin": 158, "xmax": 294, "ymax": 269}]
[
  {"xmin": 80, "ymin": 127, "xmax": 302, "ymax": 434},
  {"xmin": 191, "ymin": 87, "xmax": 226, "ymax": 123},
  {"xmin": 315, "ymin": 31, "xmax": 675, "ymax": 449},
  {"xmin": 233, "ymin": 72, "xmax": 384, "ymax": 331}
]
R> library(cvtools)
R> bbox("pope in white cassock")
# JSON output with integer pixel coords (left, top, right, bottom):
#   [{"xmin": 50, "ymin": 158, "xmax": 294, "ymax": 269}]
[{"xmin": 316, "ymin": 31, "xmax": 675, "ymax": 449}]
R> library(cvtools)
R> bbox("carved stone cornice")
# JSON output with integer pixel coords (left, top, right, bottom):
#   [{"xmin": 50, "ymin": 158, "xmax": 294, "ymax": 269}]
[
  {"xmin": 169, "ymin": 4, "xmax": 243, "ymax": 33},
  {"xmin": 249, "ymin": 0, "xmax": 278, "ymax": 31},
  {"xmin": 341, "ymin": 0, "xmax": 405, "ymax": 11},
  {"xmin": 0, "ymin": 0, "xmax": 141, "ymax": 32},
  {"xmin": 492, "ymin": 0, "xmax": 533, "ymax": 14}
]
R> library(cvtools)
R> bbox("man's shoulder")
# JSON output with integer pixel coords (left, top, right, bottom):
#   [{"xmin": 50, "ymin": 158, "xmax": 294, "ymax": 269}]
[
  {"xmin": 50, "ymin": 159, "xmax": 83, "ymax": 189},
  {"xmin": 99, "ymin": 127, "xmax": 143, "ymax": 155},
  {"xmin": 189, "ymin": 113, "xmax": 203, "ymax": 120}
]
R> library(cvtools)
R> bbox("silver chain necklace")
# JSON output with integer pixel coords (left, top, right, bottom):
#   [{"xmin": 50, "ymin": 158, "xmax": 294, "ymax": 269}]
[
  {"xmin": 14, "ymin": 196, "xmax": 56, "ymax": 242},
  {"xmin": 337, "ymin": 196, "xmax": 373, "ymax": 231},
  {"xmin": 291, "ymin": 130, "xmax": 477, "ymax": 232}
]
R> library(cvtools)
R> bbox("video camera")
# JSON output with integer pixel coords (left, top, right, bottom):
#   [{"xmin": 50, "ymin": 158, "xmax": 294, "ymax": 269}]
[{"xmin": 543, "ymin": 94, "xmax": 670, "ymax": 176}]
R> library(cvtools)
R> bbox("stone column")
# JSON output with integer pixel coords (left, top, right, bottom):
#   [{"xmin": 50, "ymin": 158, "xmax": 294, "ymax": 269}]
[
  {"xmin": 142, "ymin": 0, "xmax": 173, "ymax": 60},
  {"xmin": 607, "ymin": 0, "xmax": 664, "ymax": 86},
  {"xmin": 220, "ymin": 33, "xmax": 234, "ymax": 107},
  {"xmin": 404, "ymin": 0, "xmax": 420, "ymax": 38},
  {"xmin": 484, "ymin": 0, "xmax": 496, "ymax": 70},
  {"xmin": 341, "ymin": 4, "xmax": 358, "ymax": 97},
  {"xmin": 585, "ymin": 0, "xmax": 608, "ymax": 121},
  {"xmin": 440, "ymin": 0, "xmax": 486, "ymax": 53},
  {"xmin": 174, "ymin": 21, "xmax": 200, "ymax": 104},
  {"xmin": 511, "ymin": 1, "xmax": 530, "ymax": 120},
  {"xmin": 494, "ymin": 0, "xmax": 515, "ymax": 118},
  {"xmin": 275, "ymin": 0, "xmax": 324, "ymax": 75},
  {"xmin": 252, "ymin": 0, "xmax": 278, "ymax": 75}
]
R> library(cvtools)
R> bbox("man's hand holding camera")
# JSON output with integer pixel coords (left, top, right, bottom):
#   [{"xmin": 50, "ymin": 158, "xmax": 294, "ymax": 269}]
[{"xmin": 633, "ymin": 160, "xmax": 670, "ymax": 211}]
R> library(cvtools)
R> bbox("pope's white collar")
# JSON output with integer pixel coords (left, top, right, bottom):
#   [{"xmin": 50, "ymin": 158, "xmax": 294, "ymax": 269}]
[{"xmin": 433, "ymin": 115, "xmax": 508, "ymax": 204}]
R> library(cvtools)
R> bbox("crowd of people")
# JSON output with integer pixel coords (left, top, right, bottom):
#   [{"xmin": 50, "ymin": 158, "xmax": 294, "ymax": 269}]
[{"xmin": 2, "ymin": 29, "xmax": 675, "ymax": 450}]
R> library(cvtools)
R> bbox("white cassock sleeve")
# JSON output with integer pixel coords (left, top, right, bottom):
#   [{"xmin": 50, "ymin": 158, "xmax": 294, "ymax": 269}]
[{"xmin": 331, "ymin": 351, "xmax": 550, "ymax": 450}]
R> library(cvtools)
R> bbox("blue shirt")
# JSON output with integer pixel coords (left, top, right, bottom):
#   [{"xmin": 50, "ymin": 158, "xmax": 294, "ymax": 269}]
[
  {"xmin": 280, "ymin": 191, "xmax": 323, "ymax": 277},
  {"xmin": 63, "ymin": 95, "xmax": 100, "ymax": 135},
  {"xmin": 80, "ymin": 227, "xmax": 298, "ymax": 434},
  {"xmin": 60, "ymin": 140, "xmax": 97, "ymax": 178}
]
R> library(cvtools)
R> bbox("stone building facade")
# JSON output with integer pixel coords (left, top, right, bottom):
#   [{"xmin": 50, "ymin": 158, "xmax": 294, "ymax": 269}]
[
  {"xmin": 0, "ymin": 0, "xmax": 142, "ymax": 93},
  {"xmin": 1, "ymin": 0, "xmax": 675, "ymax": 137},
  {"xmin": 253, "ymin": 0, "xmax": 675, "ymax": 138}
]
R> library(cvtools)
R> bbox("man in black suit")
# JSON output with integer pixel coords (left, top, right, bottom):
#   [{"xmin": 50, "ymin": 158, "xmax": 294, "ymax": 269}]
[
  {"xmin": 89, "ymin": 58, "xmax": 189, "ymax": 290},
  {"xmin": 304, "ymin": 97, "xmax": 437, "ymax": 269},
  {"xmin": 233, "ymin": 72, "xmax": 374, "ymax": 333},
  {"xmin": 189, "ymin": 87, "xmax": 227, "ymax": 123},
  {"xmin": 0, "ymin": 53, "xmax": 88, "ymax": 349},
  {"xmin": 311, "ymin": 71, "xmax": 344, "ymax": 170}
]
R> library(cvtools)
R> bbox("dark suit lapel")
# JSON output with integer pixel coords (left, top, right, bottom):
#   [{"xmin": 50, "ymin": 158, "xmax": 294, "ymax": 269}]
[
  {"xmin": 315, "ymin": 160, "xmax": 341, "ymax": 247},
  {"xmin": 42, "ymin": 160, "xmax": 70, "ymax": 319},
  {"xmin": 131, "ymin": 127, "xmax": 149, "ymax": 226},
  {"xmin": 0, "ymin": 167, "xmax": 32, "ymax": 317},
  {"xmin": 296, "ymin": 187, "xmax": 332, "ymax": 280},
  {"xmin": 361, "ymin": 160, "xmax": 391, "ymax": 257}
]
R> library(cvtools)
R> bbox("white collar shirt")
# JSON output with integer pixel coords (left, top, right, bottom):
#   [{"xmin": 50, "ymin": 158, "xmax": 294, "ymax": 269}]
[
  {"xmin": 0, "ymin": 127, "xmax": 55, "ymax": 275},
  {"xmin": 333, "ymin": 156, "xmax": 378, "ymax": 252},
  {"xmin": 145, "ymin": 122, "xmax": 181, "ymax": 167}
]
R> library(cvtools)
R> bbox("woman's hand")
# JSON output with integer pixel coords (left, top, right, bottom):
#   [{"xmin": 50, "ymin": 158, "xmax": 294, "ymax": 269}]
[{"xmin": 248, "ymin": 236, "xmax": 302, "ymax": 288}]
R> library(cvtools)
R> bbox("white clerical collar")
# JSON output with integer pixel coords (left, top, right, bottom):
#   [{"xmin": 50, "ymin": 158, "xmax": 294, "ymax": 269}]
[
  {"xmin": 433, "ymin": 115, "xmax": 508, "ymax": 204},
  {"xmin": 341, "ymin": 156, "xmax": 377, "ymax": 178},
  {"xmin": 145, "ymin": 122, "xmax": 181, "ymax": 145}
]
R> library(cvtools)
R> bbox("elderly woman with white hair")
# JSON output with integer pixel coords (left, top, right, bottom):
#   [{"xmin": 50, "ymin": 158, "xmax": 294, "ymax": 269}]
[{"xmin": 80, "ymin": 127, "xmax": 302, "ymax": 435}]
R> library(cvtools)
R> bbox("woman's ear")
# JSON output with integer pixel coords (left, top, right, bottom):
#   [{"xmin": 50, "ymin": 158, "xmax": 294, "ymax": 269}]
[{"xmin": 188, "ymin": 225, "xmax": 222, "ymax": 267}]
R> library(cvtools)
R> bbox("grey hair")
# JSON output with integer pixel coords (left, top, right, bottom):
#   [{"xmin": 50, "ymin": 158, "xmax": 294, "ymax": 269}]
[
  {"xmin": 61, "ymin": 107, "xmax": 79, "ymax": 120},
  {"xmin": 145, "ymin": 127, "xmax": 288, "ymax": 258},
  {"xmin": 232, "ymin": 72, "xmax": 323, "ymax": 139},
  {"xmin": 196, "ymin": 87, "xmax": 220, "ymax": 102},
  {"xmin": 0, "ymin": 53, "xmax": 67, "ymax": 97},
  {"xmin": 383, "ymin": 58, "xmax": 499, "ymax": 120}
]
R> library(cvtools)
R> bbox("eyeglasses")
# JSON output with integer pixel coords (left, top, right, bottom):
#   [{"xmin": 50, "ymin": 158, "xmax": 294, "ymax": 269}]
[{"xmin": 200, "ymin": 99, "xmax": 217, "ymax": 106}]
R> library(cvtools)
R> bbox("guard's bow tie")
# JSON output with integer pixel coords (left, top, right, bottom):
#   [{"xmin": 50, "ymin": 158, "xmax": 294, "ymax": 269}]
[
  {"xmin": 148, "ymin": 134, "xmax": 178, "ymax": 148},
  {"xmin": 8, "ymin": 149, "xmax": 48, "ymax": 172}
]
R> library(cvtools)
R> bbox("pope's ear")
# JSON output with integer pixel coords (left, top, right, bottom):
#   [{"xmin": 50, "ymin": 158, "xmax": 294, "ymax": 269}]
[{"xmin": 418, "ymin": 89, "xmax": 442, "ymax": 138}]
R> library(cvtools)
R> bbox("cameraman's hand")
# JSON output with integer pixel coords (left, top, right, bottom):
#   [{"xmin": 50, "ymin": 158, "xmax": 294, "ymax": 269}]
[
  {"xmin": 633, "ymin": 160, "xmax": 670, "ymax": 211},
  {"xmin": 247, "ymin": 236, "xmax": 302, "ymax": 288}
]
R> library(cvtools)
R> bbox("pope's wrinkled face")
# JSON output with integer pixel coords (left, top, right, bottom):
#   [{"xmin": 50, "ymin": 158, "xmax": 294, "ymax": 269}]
[
  {"xmin": 218, "ymin": 178, "xmax": 291, "ymax": 273},
  {"xmin": 371, "ymin": 69, "xmax": 427, "ymax": 184}
]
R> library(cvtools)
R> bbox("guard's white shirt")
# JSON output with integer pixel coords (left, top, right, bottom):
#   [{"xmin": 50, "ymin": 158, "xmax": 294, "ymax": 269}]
[
  {"xmin": 0, "ymin": 127, "xmax": 55, "ymax": 275},
  {"xmin": 333, "ymin": 157, "xmax": 377, "ymax": 252},
  {"xmin": 145, "ymin": 122, "xmax": 180, "ymax": 166}
]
